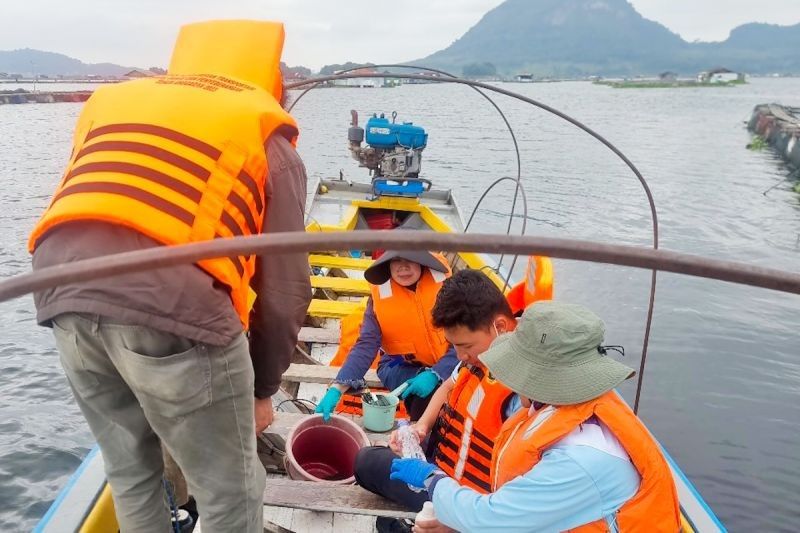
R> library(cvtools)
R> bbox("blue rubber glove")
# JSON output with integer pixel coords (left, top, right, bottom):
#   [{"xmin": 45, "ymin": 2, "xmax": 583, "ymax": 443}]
[
  {"xmin": 399, "ymin": 369, "xmax": 440, "ymax": 399},
  {"xmin": 389, "ymin": 458, "xmax": 437, "ymax": 489},
  {"xmin": 315, "ymin": 387, "xmax": 342, "ymax": 422}
]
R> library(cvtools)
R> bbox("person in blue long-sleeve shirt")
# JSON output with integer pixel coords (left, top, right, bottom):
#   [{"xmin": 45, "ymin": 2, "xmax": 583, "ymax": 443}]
[
  {"xmin": 390, "ymin": 302, "xmax": 682, "ymax": 532},
  {"xmin": 316, "ymin": 250, "xmax": 458, "ymax": 421}
]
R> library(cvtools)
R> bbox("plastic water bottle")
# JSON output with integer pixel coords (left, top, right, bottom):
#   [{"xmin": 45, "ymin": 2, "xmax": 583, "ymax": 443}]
[
  {"xmin": 415, "ymin": 501, "xmax": 437, "ymax": 525},
  {"xmin": 396, "ymin": 419, "xmax": 426, "ymax": 492},
  {"xmin": 396, "ymin": 420, "xmax": 425, "ymax": 459}
]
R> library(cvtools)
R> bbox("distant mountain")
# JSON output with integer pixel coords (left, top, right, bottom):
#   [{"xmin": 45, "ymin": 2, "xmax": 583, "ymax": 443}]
[
  {"xmin": 0, "ymin": 49, "xmax": 134, "ymax": 77},
  {"xmin": 412, "ymin": 0, "xmax": 800, "ymax": 76},
  {"xmin": 691, "ymin": 23, "xmax": 800, "ymax": 74}
]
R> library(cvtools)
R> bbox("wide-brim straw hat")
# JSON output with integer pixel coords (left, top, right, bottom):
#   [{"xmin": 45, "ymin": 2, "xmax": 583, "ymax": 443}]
[
  {"xmin": 479, "ymin": 301, "xmax": 635, "ymax": 405},
  {"xmin": 364, "ymin": 250, "xmax": 448, "ymax": 285}
]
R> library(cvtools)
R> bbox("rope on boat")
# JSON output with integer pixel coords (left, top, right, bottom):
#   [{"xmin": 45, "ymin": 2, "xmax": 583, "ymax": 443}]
[{"xmin": 288, "ymin": 72, "xmax": 660, "ymax": 412}]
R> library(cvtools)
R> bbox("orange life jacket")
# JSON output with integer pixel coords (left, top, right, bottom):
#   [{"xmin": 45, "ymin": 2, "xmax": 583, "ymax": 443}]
[
  {"xmin": 328, "ymin": 309, "xmax": 409, "ymax": 418},
  {"xmin": 491, "ymin": 392, "xmax": 681, "ymax": 532},
  {"xmin": 507, "ymin": 255, "xmax": 554, "ymax": 315},
  {"xmin": 433, "ymin": 364, "xmax": 513, "ymax": 493},
  {"xmin": 28, "ymin": 20, "xmax": 298, "ymax": 329},
  {"xmin": 370, "ymin": 263, "xmax": 451, "ymax": 367}
]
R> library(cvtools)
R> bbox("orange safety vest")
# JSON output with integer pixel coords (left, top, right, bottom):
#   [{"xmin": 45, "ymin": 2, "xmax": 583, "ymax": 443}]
[
  {"xmin": 28, "ymin": 21, "xmax": 298, "ymax": 329},
  {"xmin": 491, "ymin": 392, "xmax": 681, "ymax": 532},
  {"xmin": 507, "ymin": 255, "xmax": 554, "ymax": 315},
  {"xmin": 370, "ymin": 263, "xmax": 451, "ymax": 367},
  {"xmin": 328, "ymin": 309, "xmax": 409, "ymax": 418},
  {"xmin": 433, "ymin": 364, "xmax": 513, "ymax": 493}
]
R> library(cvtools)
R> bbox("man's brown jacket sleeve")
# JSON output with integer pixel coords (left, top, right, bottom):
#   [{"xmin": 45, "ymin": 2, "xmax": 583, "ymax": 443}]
[{"xmin": 249, "ymin": 135, "xmax": 311, "ymax": 398}]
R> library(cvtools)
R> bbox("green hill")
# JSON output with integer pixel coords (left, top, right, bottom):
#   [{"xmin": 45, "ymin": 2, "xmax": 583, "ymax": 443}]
[
  {"xmin": 0, "ymin": 49, "xmax": 133, "ymax": 77},
  {"xmin": 413, "ymin": 0, "xmax": 800, "ymax": 77}
]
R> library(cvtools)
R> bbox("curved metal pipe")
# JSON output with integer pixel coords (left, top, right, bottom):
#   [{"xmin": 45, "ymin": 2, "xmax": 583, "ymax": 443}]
[
  {"xmin": 4, "ymin": 231, "xmax": 799, "ymax": 305},
  {"xmin": 287, "ymin": 74, "xmax": 658, "ymax": 254},
  {"xmin": 288, "ymin": 71, "xmax": 661, "ymax": 411},
  {"xmin": 288, "ymin": 65, "xmax": 527, "ymax": 282},
  {"xmin": 463, "ymin": 176, "xmax": 528, "ymax": 288}
]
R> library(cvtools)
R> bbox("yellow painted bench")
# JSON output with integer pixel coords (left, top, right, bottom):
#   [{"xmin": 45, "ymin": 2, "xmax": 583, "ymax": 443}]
[
  {"xmin": 310, "ymin": 276, "xmax": 370, "ymax": 295},
  {"xmin": 307, "ymin": 299, "xmax": 366, "ymax": 319},
  {"xmin": 309, "ymin": 254, "xmax": 373, "ymax": 271}
]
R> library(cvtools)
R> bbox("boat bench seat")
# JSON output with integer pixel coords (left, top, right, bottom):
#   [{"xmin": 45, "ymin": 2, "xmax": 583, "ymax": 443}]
[
  {"xmin": 297, "ymin": 326, "xmax": 340, "ymax": 344},
  {"xmin": 263, "ymin": 411, "xmax": 387, "ymax": 443},
  {"xmin": 311, "ymin": 276, "xmax": 371, "ymax": 295},
  {"xmin": 282, "ymin": 363, "xmax": 381, "ymax": 388},
  {"xmin": 309, "ymin": 254, "xmax": 374, "ymax": 271},
  {"xmin": 307, "ymin": 298, "xmax": 367, "ymax": 319},
  {"xmin": 263, "ymin": 478, "xmax": 415, "ymax": 519}
]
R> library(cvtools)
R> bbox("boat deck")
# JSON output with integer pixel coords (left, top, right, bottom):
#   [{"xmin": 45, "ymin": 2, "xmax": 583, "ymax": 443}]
[{"xmin": 35, "ymin": 179, "xmax": 725, "ymax": 532}]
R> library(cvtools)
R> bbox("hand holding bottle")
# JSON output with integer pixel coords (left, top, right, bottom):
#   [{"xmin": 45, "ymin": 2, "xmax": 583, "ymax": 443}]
[{"xmin": 388, "ymin": 421, "xmax": 428, "ymax": 455}]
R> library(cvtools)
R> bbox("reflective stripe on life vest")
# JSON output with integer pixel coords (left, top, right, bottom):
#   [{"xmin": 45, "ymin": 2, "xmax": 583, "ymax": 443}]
[
  {"xmin": 28, "ymin": 21, "xmax": 299, "ymax": 329},
  {"xmin": 433, "ymin": 363, "xmax": 512, "ymax": 493}
]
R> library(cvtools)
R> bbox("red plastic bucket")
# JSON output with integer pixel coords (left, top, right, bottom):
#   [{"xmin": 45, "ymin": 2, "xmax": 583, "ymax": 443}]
[
  {"xmin": 285, "ymin": 414, "xmax": 370, "ymax": 484},
  {"xmin": 364, "ymin": 211, "xmax": 397, "ymax": 259}
]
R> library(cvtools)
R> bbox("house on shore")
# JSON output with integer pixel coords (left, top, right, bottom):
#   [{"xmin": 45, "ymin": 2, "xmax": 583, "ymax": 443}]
[
  {"xmin": 123, "ymin": 67, "xmax": 166, "ymax": 79},
  {"xmin": 124, "ymin": 69, "xmax": 154, "ymax": 79},
  {"xmin": 332, "ymin": 67, "xmax": 382, "ymax": 88},
  {"xmin": 697, "ymin": 68, "xmax": 745, "ymax": 84}
]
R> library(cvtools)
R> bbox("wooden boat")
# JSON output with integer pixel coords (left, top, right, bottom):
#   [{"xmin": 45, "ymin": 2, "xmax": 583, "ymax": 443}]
[{"xmin": 34, "ymin": 164, "xmax": 726, "ymax": 531}]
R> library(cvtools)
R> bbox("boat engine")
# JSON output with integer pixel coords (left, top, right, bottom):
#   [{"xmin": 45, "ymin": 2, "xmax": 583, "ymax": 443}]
[{"xmin": 347, "ymin": 110, "xmax": 430, "ymax": 197}]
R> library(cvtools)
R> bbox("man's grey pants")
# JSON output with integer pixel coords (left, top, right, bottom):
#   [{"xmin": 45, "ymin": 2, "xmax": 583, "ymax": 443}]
[{"xmin": 52, "ymin": 313, "xmax": 265, "ymax": 533}]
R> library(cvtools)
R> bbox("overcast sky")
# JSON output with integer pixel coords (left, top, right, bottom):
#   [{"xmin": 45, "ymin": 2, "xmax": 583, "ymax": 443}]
[{"xmin": 1, "ymin": 0, "xmax": 798, "ymax": 69}]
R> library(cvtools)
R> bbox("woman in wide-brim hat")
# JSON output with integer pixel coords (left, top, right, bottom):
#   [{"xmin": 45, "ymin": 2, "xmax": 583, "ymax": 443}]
[
  {"xmin": 315, "ymin": 249, "xmax": 459, "ymax": 422},
  {"xmin": 389, "ymin": 301, "xmax": 681, "ymax": 532}
]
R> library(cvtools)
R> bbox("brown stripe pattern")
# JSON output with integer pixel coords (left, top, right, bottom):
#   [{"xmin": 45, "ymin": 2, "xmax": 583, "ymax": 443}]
[
  {"xmin": 55, "ymin": 182, "xmax": 195, "ymax": 227},
  {"xmin": 84, "ymin": 123, "xmax": 221, "ymax": 159},
  {"xmin": 53, "ymin": 122, "xmax": 265, "ymax": 279},
  {"xmin": 69, "ymin": 123, "xmax": 263, "ymax": 229}
]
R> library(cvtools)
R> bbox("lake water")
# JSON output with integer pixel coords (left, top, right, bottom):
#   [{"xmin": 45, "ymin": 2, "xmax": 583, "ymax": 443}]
[{"xmin": 1, "ymin": 78, "xmax": 799, "ymax": 531}]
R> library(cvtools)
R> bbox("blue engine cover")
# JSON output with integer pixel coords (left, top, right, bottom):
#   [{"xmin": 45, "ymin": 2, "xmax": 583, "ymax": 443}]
[{"xmin": 365, "ymin": 116, "xmax": 427, "ymax": 149}]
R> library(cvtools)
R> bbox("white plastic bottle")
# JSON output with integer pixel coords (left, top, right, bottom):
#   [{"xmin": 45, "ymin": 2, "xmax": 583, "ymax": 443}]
[
  {"xmin": 415, "ymin": 501, "xmax": 437, "ymax": 525},
  {"xmin": 396, "ymin": 419, "xmax": 425, "ymax": 459}
]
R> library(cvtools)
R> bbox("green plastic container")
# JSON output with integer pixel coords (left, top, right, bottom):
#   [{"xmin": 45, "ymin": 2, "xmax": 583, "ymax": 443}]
[{"xmin": 362, "ymin": 393, "xmax": 399, "ymax": 432}]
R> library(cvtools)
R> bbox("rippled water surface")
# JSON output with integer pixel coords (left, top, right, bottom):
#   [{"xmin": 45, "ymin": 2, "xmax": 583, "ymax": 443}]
[{"xmin": 1, "ymin": 79, "xmax": 799, "ymax": 531}]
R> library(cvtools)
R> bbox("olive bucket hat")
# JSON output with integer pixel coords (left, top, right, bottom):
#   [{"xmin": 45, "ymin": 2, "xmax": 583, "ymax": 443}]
[
  {"xmin": 363, "ymin": 250, "xmax": 448, "ymax": 285},
  {"xmin": 478, "ymin": 301, "xmax": 635, "ymax": 405}
]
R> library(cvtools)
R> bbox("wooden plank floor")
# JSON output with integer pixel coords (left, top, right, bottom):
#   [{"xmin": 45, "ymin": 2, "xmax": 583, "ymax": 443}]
[
  {"xmin": 297, "ymin": 326, "xmax": 339, "ymax": 344},
  {"xmin": 194, "ymin": 505, "xmax": 380, "ymax": 533},
  {"xmin": 263, "ymin": 505, "xmax": 379, "ymax": 533},
  {"xmin": 264, "ymin": 478, "xmax": 415, "ymax": 519}
]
